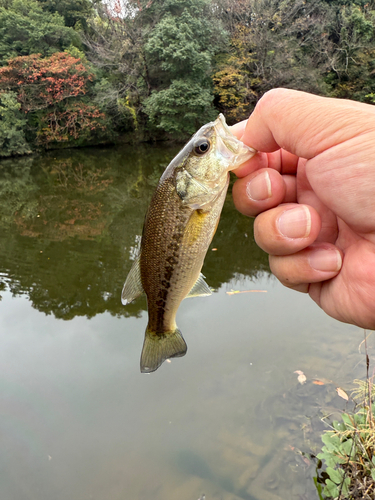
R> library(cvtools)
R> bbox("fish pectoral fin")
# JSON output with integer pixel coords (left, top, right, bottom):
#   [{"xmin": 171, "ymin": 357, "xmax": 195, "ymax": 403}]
[
  {"xmin": 186, "ymin": 273, "xmax": 212, "ymax": 298},
  {"xmin": 141, "ymin": 327, "xmax": 187, "ymax": 373},
  {"xmin": 121, "ymin": 254, "xmax": 144, "ymax": 305}
]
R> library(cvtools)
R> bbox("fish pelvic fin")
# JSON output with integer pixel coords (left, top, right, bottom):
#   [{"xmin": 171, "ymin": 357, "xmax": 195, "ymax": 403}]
[{"xmin": 140, "ymin": 327, "xmax": 187, "ymax": 373}]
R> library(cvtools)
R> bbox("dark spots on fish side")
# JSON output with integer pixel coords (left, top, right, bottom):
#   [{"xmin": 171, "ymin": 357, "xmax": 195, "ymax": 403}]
[
  {"xmin": 156, "ymin": 308, "xmax": 167, "ymax": 331},
  {"xmin": 166, "ymin": 255, "xmax": 178, "ymax": 265},
  {"xmin": 156, "ymin": 299, "xmax": 165, "ymax": 307},
  {"xmin": 161, "ymin": 280, "xmax": 171, "ymax": 289},
  {"xmin": 168, "ymin": 241, "xmax": 179, "ymax": 252},
  {"xmin": 165, "ymin": 267, "xmax": 173, "ymax": 281}
]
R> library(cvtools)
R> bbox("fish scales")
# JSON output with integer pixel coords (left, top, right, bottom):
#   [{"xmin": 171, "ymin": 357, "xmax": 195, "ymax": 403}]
[
  {"xmin": 141, "ymin": 173, "xmax": 229, "ymax": 334},
  {"xmin": 141, "ymin": 174, "xmax": 192, "ymax": 333},
  {"xmin": 122, "ymin": 114, "xmax": 256, "ymax": 373}
]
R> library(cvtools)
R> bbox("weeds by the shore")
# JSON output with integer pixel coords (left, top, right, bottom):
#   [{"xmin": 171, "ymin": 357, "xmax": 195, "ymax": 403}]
[{"xmin": 316, "ymin": 333, "xmax": 375, "ymax": 499}]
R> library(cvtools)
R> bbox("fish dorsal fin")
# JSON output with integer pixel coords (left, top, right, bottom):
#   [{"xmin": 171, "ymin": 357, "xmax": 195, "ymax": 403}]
[
  {"xmin": 121, "ymin": 254, "xmax": 144, "ymax": 305},
  {"xmin": 186, "ymin": 273, "xmax": 212, "ymax": 298}
]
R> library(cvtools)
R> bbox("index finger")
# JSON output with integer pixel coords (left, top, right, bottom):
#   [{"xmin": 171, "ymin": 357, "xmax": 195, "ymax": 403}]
[
  {"xmin": 237, "ymin": 88, "xmax": 375, "ymax": 158},
  {"xmin": 233, "ymin": 149, "xmax": 299, "ymax": 178}
]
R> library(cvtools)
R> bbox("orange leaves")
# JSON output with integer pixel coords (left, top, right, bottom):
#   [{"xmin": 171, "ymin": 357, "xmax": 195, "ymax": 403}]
[
  {"xmin": 37, "ymin": 103, "xmax": 107, "ymax": 145},
  {"xmin": 0, "ymin": 52, "xmax": 110, "ymax": 147},
  {"xmin": 0, "ymin": 53, "xmax": 95, "ymax": 112}
]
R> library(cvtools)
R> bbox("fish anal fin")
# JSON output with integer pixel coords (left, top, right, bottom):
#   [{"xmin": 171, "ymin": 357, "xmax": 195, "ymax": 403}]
[
  {"xmin": 141, "ymin": 327, "xmax": 187, "ymax": 373},
  {"xmin": 186, "ymin": 273, "xmax": 212, "ymax": 298},
  {"xmin": 121, "ymin": 254, "xmax": 144, "ymax": 305}
]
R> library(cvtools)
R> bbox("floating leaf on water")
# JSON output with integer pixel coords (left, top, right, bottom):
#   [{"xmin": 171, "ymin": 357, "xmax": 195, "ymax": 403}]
[
  {"xmin": 211, "ymin": 248, "xmax": 217, "ymax": 251},
  {"xmin": 294, "ymin": 370, "xmax": 307, "ymax": 385},
  {"xmin": 226, "ymin": 289, "xmax": 267, "ymax": 295},
  {"xmin": 336, "ymin": 387, "xmax": 349, "ymax": 401},
  {"xmin": 313, "ymin": 377, "xmax": 332, "ymax": 385}
]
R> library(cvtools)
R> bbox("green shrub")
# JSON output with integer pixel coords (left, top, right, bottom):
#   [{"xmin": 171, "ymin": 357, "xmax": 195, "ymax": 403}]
[{"xmin": 0, "ymin": 92, "xmax": 31, "ymax": 157}]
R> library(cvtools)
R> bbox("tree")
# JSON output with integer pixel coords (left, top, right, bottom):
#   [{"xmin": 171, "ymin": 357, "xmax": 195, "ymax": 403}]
[
  {"xmin": 83, "ymin": 0, "xmax": 157, "ymax": 136},
  {"xmin": 36, "ymin": 102, "xmax": 109, "ymax": 147},
  {"xmin": 0, "ymin": 91, "xmax": 31, "ymax": 156},
  {"xmin": 143, "ymin": 79, "xmax": 217, "ymax": 135},
  {"xmin": 0, "ymin": 52, "xmax": 114, "ymax": 149},
  {"xmin": 212, "ymin": 0, "xmax": 330, "ymax": 122},
  {"xmin": 36, "ymin": 0, "xmax": 97, "ymax": 29},
  {"xmin": 143, "ymin": 0, "xmax": 227, "ymax": 136},
  {"xmin": 0, "ymin": 52, "xmax": 95, "ymax": 111},
  {"xmin": 85, "ymin": 0, "xmax": 227, "ymax": 138},
  {"xmin": 322, "ymin": 4, "xmax": 375, "ymax": 102},
  {"xmin": 0, "ymin": 0, "xmax": 78, "ymax": 63}
]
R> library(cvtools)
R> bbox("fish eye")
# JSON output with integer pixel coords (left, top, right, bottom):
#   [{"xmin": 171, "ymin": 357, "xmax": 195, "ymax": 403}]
[{"xmin": 193, "ymin": 139, "xmax": 211, "ymax": 156}]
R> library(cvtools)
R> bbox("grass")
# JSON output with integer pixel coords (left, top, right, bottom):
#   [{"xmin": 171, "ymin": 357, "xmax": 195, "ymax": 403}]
[{"xmin": 315, "ymin": 333, "xmax": 375, "ymax": 499}]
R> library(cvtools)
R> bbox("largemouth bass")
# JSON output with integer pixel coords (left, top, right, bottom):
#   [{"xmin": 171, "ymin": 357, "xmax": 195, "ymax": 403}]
[{"xmin": 122, "ymin": 114, "xmax": 255, "ymax": 373}]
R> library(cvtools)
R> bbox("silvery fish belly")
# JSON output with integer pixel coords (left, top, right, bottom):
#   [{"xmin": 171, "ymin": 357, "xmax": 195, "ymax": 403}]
[{"xmin": 122, "ymin": 114, "xmax": 256, "ymax": 373}]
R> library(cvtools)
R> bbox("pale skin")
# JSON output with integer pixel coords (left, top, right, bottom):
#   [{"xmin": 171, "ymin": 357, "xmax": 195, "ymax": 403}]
[{"xmin": 230, "ymin": 88, "xmax": 375, "ymax": 330}]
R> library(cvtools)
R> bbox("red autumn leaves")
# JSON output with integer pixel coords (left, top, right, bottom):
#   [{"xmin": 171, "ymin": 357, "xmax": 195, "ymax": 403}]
[
  {"xmin": 0, "ymin": 52, "xmax": 107, "ymax": 145},
  {"xmin": 0, "ymin": 52, "xmax": 94, "ymax": 112}
]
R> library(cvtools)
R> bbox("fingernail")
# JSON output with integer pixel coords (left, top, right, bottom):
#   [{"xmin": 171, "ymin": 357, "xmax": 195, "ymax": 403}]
[
  {"xmin": 277, "ymin": 206, "xmax": 311, "ymax": 238},
  {"xmin": 309, "ymin": 248, "xmax": 342, "ymax": 272},
  {"xmin": 246, "ymin": 171, "xmax": 272, "ymax": 201}
]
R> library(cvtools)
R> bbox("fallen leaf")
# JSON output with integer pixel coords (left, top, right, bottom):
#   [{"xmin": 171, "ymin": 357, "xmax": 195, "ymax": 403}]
[
  {"xmin": 313, "ymin": 377, "xmax": 332, "ymax": 385},
  {"xmin": 294, "ymin": 370, "xmax": 306, "ymax": 385},
  {"xmin": 226, "ymin": 290, "xmax": 267, "ymax": 295},
  {"xmin": 336, "ymin": 387, "xmax": 349, "ymax": 401},
  {"xmin": 211, "ymin": 248, "xmax": 217, "ymax": 251}
]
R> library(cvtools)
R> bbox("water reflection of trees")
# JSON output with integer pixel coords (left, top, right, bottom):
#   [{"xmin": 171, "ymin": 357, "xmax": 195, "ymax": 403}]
[{"xmin": 0, "ymin": 145, "xmax": 269, "ymax": 319}]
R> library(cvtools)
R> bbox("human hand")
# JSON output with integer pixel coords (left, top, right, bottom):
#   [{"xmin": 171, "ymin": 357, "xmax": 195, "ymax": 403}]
[{"xmin": 231, "ymin": 88, "xmax": 375, "ymax": 329}]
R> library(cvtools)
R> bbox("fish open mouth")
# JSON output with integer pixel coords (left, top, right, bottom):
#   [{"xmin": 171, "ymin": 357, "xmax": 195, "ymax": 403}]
[{"xmin": 214, "ymin": 114, "xmax": 256, "ymax": 169}]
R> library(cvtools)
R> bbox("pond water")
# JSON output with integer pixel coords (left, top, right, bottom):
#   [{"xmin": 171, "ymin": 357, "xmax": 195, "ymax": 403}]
[{"xmin": 0, "ymin": 144, "xmax": 373, "ymax": 500}]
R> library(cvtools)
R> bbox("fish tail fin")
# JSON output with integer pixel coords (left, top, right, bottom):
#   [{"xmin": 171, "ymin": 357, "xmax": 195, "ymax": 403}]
[{"xmin": 140, "ymin": 326, "xmax": 187, "ymax": 373}]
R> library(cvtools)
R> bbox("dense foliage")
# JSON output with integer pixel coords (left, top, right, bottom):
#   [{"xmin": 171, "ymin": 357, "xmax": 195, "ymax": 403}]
[
  {"xmin": 316, "ymin": 379, "xmax": 375, "ymax": 499},
  {"xmin": 0, "ymin": 0, "xmax": 374, "ymax": 156}
]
